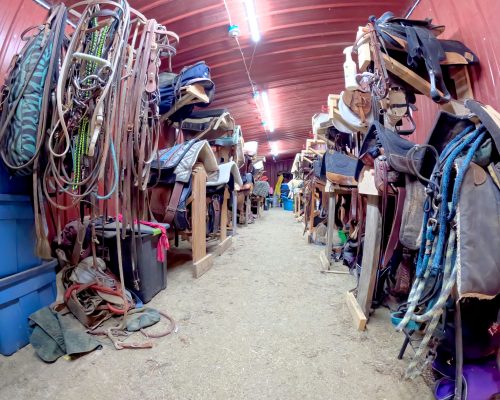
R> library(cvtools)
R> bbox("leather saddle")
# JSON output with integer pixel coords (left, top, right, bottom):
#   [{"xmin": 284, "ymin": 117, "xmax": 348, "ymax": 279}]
[
  {"xmin": 313, "ymin": 156, "xmax": 324, "ymax": 180},
  {"xmin": 321, "ymin": 151, "xmax": 358, "ymax": 187},
  {"xmin": 356, "ymin": 121, "xmax": 426, "ymax": 180},
  {"xmin": 149, "ymin": 139, "xmax": 218, "ymax": 230},
  {"xmin": 180, "ymin": 109, "xmax": 235, "ymax": 141},
  {"xmin": 357, "ymin": 122, "xmax": 428, "ymax": 267},
  {"xmin": 373, "ymin": 12, "xmax": 479, "ymax": 103}
]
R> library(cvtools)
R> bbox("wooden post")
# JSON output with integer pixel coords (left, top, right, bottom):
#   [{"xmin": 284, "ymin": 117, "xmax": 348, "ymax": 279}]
[
  {"xmin": 245, "ymin": 195, "xmax": 250, "ymax": 226},
  {"xmin": 232, "ymin": 191, "xmax": 237, "ymax": 236},
  {"xmin": 220, "ymin": 187, "xmax": 229, "ymax": 241},
  {"xmin": 324, "ymin": 191, "xmax": 336, "ymax": 268},
  {"xmin": 356, "ymin": 194, "xmax": 382, "ymax": 318},
  {"xmin": 308, "ymin": 181, "xmax": 317, "ymax": 238},
  {"xmin": 191, "ymin": 163, "xmax": 207, "ymax": 264},
  {"xmin": 257, "ymin": 198, "xmax": 263, "ymax": 218}
]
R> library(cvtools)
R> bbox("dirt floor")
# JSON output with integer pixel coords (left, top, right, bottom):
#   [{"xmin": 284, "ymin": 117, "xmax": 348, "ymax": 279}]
[{"xmin": 0, "ymin": 208, "xmax": 432, "ymax": 400}]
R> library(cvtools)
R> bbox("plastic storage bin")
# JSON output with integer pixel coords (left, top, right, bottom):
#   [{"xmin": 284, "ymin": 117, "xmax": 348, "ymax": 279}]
[
  {"xmin": 0, "ymin": 160, "xmax": 30, "ymax": 195},
  {"xmin": 0, "ymin": 194, "xmax": 41, "ymax": 278},
  {"xmin": 283, "ymin": 197, "xmax": 294, "ymax": 211},
  {"xmin": 0, "ymin": 260, "xmax": 57, "ymax": 356},
  {"xmin": 99, "ymin": 223, "xmax": 168, "ymax": 304}
]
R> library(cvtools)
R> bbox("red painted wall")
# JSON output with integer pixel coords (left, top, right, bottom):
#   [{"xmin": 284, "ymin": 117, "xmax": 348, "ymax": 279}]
[
  {"xmin": 267, "ymin": 157, "xmax": 294, "ymax": 192},
  {"xmin": 0, "ymin": 1, "xmax": 48, "ymax": 81},
  {"xmin": 409, "ymin": 0, "xmax": 500, "ymax": 143}
]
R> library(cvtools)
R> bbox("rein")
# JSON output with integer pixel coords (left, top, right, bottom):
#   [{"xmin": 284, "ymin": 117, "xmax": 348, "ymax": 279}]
[{"xmin": 395, "ymin": 125, "xmax": 488, "ymax": 377}]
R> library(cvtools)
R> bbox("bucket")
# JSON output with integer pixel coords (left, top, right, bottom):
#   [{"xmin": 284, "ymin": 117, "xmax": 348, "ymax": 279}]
[
  {"xmin": 272, "ymin": 195, "xmax": 279, "ymax": 208},
  {"xmin": 283, "ymin": 197, "xmax": 294, "ymax": 211}
]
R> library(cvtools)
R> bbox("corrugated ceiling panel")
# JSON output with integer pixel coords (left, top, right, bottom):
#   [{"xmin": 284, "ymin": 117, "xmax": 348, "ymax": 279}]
[{"xmin": 409, "ymin": 0, "xmax": 500, "ymax": 144}]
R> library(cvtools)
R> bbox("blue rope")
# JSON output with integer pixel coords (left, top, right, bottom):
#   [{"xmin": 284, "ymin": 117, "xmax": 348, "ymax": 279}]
[
  {"xmin": 417, "ymin": 225, "xmax": 435, "ymax": 278},
  {"xmin": 448, "ymin": 133, "xmax": 486, "ymax": 221},
  {"xmin": 415, "ymin": 125, "xmax": 476, "ymax": 276},
  {"xmin": 430, "ymin": 127, "xmax": 483, "ymax": 274},
  {"xmin": 95, "ymin": 139, "xmax": 118, "ymax": 200},
  {"xmin": 415, "ymin": 126, "xmax": 483, "ymax": 277}
]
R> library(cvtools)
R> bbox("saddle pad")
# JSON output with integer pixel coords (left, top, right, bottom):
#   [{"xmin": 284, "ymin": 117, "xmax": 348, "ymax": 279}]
[
  {"xmin": 0, "ymin": 5, "xmax": 67, "ymax": 176},
  {"xmin": 181, "ymin": 109, "xmax": 234, "ymax": 133},
  {"xmin": 253, "ymin": 181, "xmax": 270, "ymax": 197},
  {"xmin": 173, "ymin": 140, "xmax": 218, "ymax": 183},
  {"xmin": 187, "ymin": 108, "xmax": 229, "ymax": 120},
  {"xmin": 150, "ymin": 140, "xmax": 219, "ymax": 185},
  {"xmin": 313, "ymin": 156, "xmax": 324, "ymax": 179},
  {"xmin": 214, "ymin": 125, "xmax": 241, "ymax": 147},
  {"xmin": 457, "ymin": 161, "xmax": 500, "ymax": 299},
  {"xmin": 321, "ymin": 151, "xmax": 358, "ymax": 186},
  {"xmin": 206, "ymin": 161, "xmax": 243, "ymax": 187},
  {"xmin": 153, "ymin": 140, "xmax": 197, "ymax": 170}
]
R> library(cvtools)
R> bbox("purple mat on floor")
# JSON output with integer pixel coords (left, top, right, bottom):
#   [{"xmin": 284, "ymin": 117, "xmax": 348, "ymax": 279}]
[{"xmin": 434, "ymin": 359, "xmax": 500, "ymax": 400}]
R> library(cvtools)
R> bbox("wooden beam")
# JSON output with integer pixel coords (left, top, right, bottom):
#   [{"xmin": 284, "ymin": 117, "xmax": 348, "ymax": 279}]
[
  {"xmin": 220, "ymin": 187, "xmax": 229, "ymax": 241},
  {"xmin": 358, "ymin": 168, "xmax": 378, "ymax": 196},
  {"xmin": 193, "ymin": 254, "xmax": 214, "ymax": 279},
  {"xmin": 356, "ymin": 194, "xmax": 382, "ymax": 317},
  {"xmin": 184, "ymin": 84, "xmax": 210, "ymax": 103},
  {"xmin": 346, "ymin": 291, "xmax": 367, "ymax": 331},
  {"xmin": 449, "ymin": 67, "xmax": 473, "ymax": 100},
  {"xmin": 193, "ymin": 237, "xmax": 233, "ymax": 278},
  {"xmin": 245, "ymin": 195, "xmax": 251, "ymax": 226},
  {"xmin": 159, "ymin": 83, "xmax": 209, "ymax": 122},
  {"xmin": 232, "ymin": 191, "xmax": 237, "ymax": 236},
  {"xmin": 216, "ymin": 236, "xmax": 232, "ymax": 257},
  {"xmin": 191, "ymin": 164, "xmax": 207, "ymax": 264},
  {"xmin": 324, "ymin": 192, "xmax": 336, "ymax": 266},
  {"xmin": 320, "ymin": 251, "xmax": 331, "ymax": 270},
  {"xmin": 320, "ymin": 269, "xmax": 349, "ymax": 275},
  {"xmin": 256, "ymin": 197, "xmax": 263, "ymax": 218},
  {"xmin": 382, "ymin": 53, "xmax": 444, "ymax": 99}
]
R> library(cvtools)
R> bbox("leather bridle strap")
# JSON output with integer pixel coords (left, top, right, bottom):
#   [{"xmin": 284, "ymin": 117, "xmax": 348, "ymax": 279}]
[
  {"xmin": 212, "ymin": 194, "xmax": 221, "ymax": 233},
  {"xmin": 380, "ymin": 187, "xmax": 406, "ymax": 270},
  {"xmin": 164, "ymin": 182, "xmax": 184, "ymax": 225}
]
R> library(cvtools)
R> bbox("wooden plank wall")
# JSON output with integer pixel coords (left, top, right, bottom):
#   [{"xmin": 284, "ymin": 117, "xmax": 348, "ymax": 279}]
[{"xmin": 267, "ymin": 157, "xmax": 294, "ymax": 192}]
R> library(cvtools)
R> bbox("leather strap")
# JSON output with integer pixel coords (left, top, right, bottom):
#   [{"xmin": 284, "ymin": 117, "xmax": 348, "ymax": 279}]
[
  {"xmin": 349, "ymin": 189, "xmax": 358, "ymax": 223},
  {"xmin": 212, "ymin": 195, "xmax": 221, "ymax": 233},
  {"xmin": 381, "ymin": 187, "xmax": 406, "ymax": 270},
  {"xmin": 164, "ymin": 182, "xmax": 184, "ymax": 225}
]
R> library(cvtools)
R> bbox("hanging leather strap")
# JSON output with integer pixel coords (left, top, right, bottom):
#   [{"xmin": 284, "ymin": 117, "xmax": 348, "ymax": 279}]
[
  {"xmin": 381, "ymin": 187, "xmax": 406, "ymax": 270},
  {"xmin": 164, "ymin": 182, "xmax": 184, "ymax": 225},
  {"xmin": 212, "ymin": 195, "xmax": 221, "ymax": 233},
  {"xmin": 349, "ymin": 189, "xmax": 358, "ymax": 223}
]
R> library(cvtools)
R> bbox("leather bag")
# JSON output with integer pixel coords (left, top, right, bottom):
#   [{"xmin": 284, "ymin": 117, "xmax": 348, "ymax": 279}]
[{"xmin": 399, "ymin": 175, "xmax": 425, "ymax": 250}]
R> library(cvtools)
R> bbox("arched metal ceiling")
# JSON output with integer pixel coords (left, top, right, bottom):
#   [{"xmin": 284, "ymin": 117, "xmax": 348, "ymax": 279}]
[{"xmin": 55, "ymin": 0, "xmax": 414, "ymax": 156}]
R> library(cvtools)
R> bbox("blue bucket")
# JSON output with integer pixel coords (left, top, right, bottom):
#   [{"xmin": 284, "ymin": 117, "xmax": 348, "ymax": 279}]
[{"xmin": 283, "ymin": 197, "xmax": 294, "ymax": 211}]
